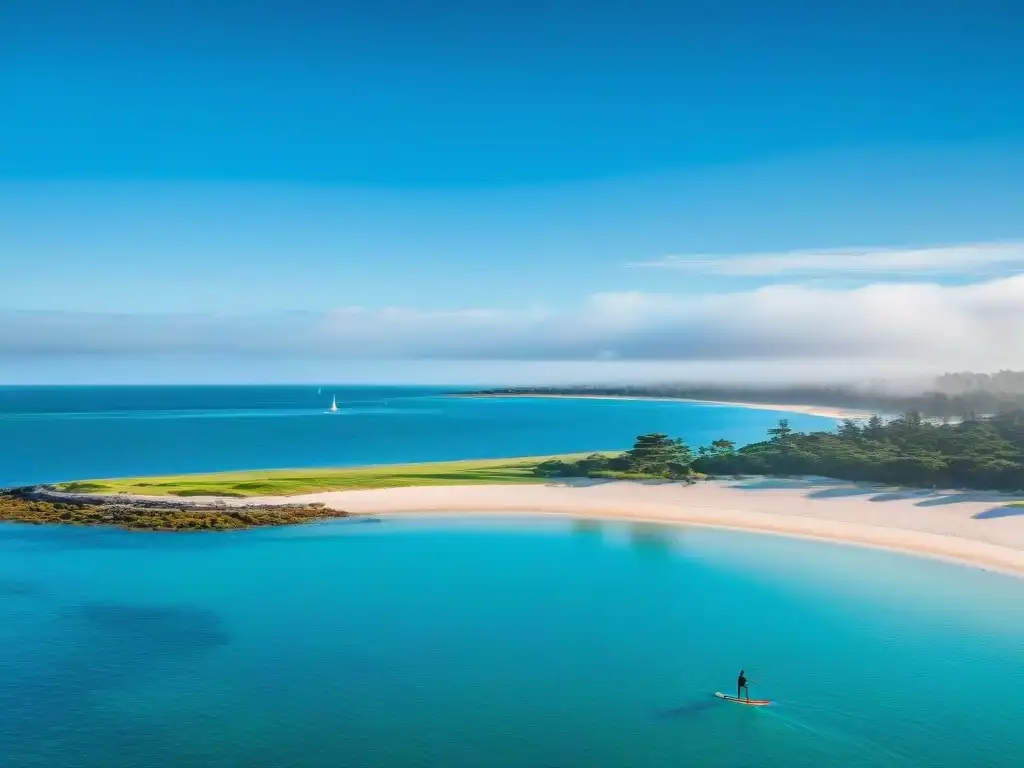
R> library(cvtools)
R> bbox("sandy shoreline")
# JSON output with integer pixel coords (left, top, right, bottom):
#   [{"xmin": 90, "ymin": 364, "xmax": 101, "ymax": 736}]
[
  {"xmin": 460, "ymin": 393, "xmax": 873, "ymax": 420},
  {"xmin": 100, "ymin": 479, "xmax": 1024, "ymax": 576}
]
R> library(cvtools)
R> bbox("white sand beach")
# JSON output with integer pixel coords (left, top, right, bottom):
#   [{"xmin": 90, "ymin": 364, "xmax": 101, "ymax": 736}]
[
  {"xmin": 462, "ymin": 393, "xmax": 872, "ymax": 420},
  {"xmin": 154, "ymin": 479, "xmax": 1024, "ymax": 576}
]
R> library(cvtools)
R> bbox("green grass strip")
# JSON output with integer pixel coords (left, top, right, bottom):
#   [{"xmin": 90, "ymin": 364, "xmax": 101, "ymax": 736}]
[{"xmin": 54, "ymin": 453, "xmax": 613, "ymax": 497}]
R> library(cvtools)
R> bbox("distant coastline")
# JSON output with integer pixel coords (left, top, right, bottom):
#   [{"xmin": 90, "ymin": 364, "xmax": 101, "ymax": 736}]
[
  {"xmin": 458, "ymin": 374, "xmax": 1024, "ymax": 420},
  {"xmin": 455, "ymin": 392, "xmax": 872, "ymax": 420}
]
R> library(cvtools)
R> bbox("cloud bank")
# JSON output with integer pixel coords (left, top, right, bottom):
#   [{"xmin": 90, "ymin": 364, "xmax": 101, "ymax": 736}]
[
  {"xmin": 3, "ymin": 276, "xmax": 1022, "ymax": 375},
  {"xmin": 631, "ymin": 241, "xmax": 1024, "ymax": 276}
]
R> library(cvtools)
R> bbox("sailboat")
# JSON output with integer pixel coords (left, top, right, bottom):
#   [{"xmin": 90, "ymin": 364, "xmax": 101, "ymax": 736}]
[
  {"xmin": 329, "ymin": 395, "xmax": 339, "ymax": 413},
  {"xmin": 318, "ymin": 387, "xmax": 322, "ymax": 395}
]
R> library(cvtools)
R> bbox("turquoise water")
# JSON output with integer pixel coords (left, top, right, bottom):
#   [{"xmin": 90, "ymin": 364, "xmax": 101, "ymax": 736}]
[
  {"xmin": 0, "ymin": 385, "xmax": 836, "ymax": 487},
  {"xmin": 2, "ymin": 516, "xmax": 1023, "ymax": 768},
  {"xmin": 4, "ymin": 386, "xmax": 1023, "ymax": 766}
]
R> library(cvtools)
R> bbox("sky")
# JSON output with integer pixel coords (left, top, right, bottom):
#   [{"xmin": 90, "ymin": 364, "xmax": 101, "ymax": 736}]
[{"xmin": 2, "ymin": 0, "xmax": 1023, "ymax": 384}]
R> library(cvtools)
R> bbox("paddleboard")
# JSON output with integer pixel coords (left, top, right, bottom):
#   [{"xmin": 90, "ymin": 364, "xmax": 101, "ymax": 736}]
[{"xmin": 714, "ymin": 692, "xmax": 771, "ymax": 706}]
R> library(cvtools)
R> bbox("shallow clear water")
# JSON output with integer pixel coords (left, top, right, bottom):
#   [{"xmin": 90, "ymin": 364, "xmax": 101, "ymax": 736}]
[
  {"xmin": 0, "ymin": 385, "xmax": 836, "ymax": 486},
  {"xmin": 2, "ymin": 516, "xmax": 1023, "ymax": 768}
]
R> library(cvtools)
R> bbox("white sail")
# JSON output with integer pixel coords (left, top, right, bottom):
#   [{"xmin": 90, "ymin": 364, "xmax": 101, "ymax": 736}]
[{"xmin": 329, "ymin": 395, "xmax": 338, "ymax": 412}]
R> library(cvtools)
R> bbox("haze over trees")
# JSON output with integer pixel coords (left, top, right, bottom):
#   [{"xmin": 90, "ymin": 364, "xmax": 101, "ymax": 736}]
[{"xmin": 473, "ymin": 370, "xmax": 1024, "ymax": 420}]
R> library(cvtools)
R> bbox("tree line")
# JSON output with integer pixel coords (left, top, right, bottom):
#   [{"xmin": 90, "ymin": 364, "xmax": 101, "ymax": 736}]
[{"xmin": 535, "ymin": 409, "xmax": 1024, "ymax": 492}]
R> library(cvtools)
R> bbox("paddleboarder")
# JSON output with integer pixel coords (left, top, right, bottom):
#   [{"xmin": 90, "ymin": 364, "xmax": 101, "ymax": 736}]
[{"xmin": 715, "ymin": 671, "xmax": 769, "ymax": 706}]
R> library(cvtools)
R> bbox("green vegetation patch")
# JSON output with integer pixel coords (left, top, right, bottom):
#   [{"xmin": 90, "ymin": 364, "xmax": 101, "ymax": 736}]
[
  {"xmin": 56, "ymin": 454, "xmax": 610, "ymax": 498},
  {"xmin": 539, "ymin": 412, "xmax": 1024, "ymax": 494},
  {"xmin": 59, "ymin": 481, "xmax": 111, "ymax": 493},
  {"xmin": 690, "ymin": 413, "xmax": 1024, "ymax": 491}
]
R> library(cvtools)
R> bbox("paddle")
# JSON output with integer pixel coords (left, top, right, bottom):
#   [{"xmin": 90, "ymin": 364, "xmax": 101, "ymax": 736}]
[{"xmin": 742, "ymin": 675, "xmax": 762, "ymax": 698}]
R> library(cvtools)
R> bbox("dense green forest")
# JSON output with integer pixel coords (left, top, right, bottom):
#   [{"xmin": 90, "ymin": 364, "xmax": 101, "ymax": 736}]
[
  {"xmin": 472, "ymin": 370, "xmax": 1024, "ymax": 419},
  {"xmin": 535, "ymin": 409, "xmax": 1024, "ymax": 492}
]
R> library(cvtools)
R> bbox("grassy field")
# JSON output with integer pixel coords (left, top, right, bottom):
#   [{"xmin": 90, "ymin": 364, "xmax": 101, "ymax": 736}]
[{"xmin": 54, "ymin": 454, "xmax": 610, "ymax": 497}]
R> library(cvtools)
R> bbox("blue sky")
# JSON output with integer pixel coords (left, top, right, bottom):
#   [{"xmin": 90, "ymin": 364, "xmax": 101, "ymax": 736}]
[{"xmin": 2, "ymin": 1, "xmax": 1023, "ymax": 383}]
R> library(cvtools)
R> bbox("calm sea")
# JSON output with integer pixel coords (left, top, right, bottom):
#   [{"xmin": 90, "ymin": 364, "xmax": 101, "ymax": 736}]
[
  {"xmin": 4, "ymin": 386, "xmax": 1022, "ymax": 767},
  {"xmin": 1, "ymin": 516, "xmax": 1023, "ymax": 768},
  {"xmin": 0, "ymin": 385, "xmax": 837, "ymax": 486}
]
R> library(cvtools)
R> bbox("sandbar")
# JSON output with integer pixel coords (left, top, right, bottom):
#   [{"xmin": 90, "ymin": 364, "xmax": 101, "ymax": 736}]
[
  {"xmin": 460, "ymin": 393, "xmax": 872, "ymax": 420},
  {"xmin": 109, "ymin": 479, "xmax": 1024, "ymax": 576}
]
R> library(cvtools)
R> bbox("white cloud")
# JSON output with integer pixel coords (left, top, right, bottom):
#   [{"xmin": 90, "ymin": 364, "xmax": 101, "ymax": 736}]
[
  {"xmin": 630, "ymin": 241, "xmax": 1024, "ymax": 276},
  {"xmin": 2, "ymin": 276, "xmax": 1023, "ymax": 374}
]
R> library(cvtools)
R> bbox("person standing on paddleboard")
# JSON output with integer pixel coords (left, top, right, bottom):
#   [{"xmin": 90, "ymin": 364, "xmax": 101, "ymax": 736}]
[{"xmin": 737, "ymin": 670, "xmax": 749, "ymax": 701}]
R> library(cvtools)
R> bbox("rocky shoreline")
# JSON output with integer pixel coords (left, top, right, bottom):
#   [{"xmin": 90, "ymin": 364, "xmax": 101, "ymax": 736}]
[
  {"xmin": 0, "ymin": 485, "xmax": 352, "ymax": 531},
  {"xmin": 14, "ymin": 485, "xmax": 259, "ymax": 508}
]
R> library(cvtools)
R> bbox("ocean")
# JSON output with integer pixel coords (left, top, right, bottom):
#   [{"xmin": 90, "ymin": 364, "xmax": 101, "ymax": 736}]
[
  {"xmin": 3, "ymin": 385, "xmax": 1023, "ymax": 767},
  {"xmin": 0, "ymin": 385, "xmax": 837, "ymax": 487},
  {"xmin": 1, "ymin": 516, "xmax": 1023, "ymax": 768}
]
